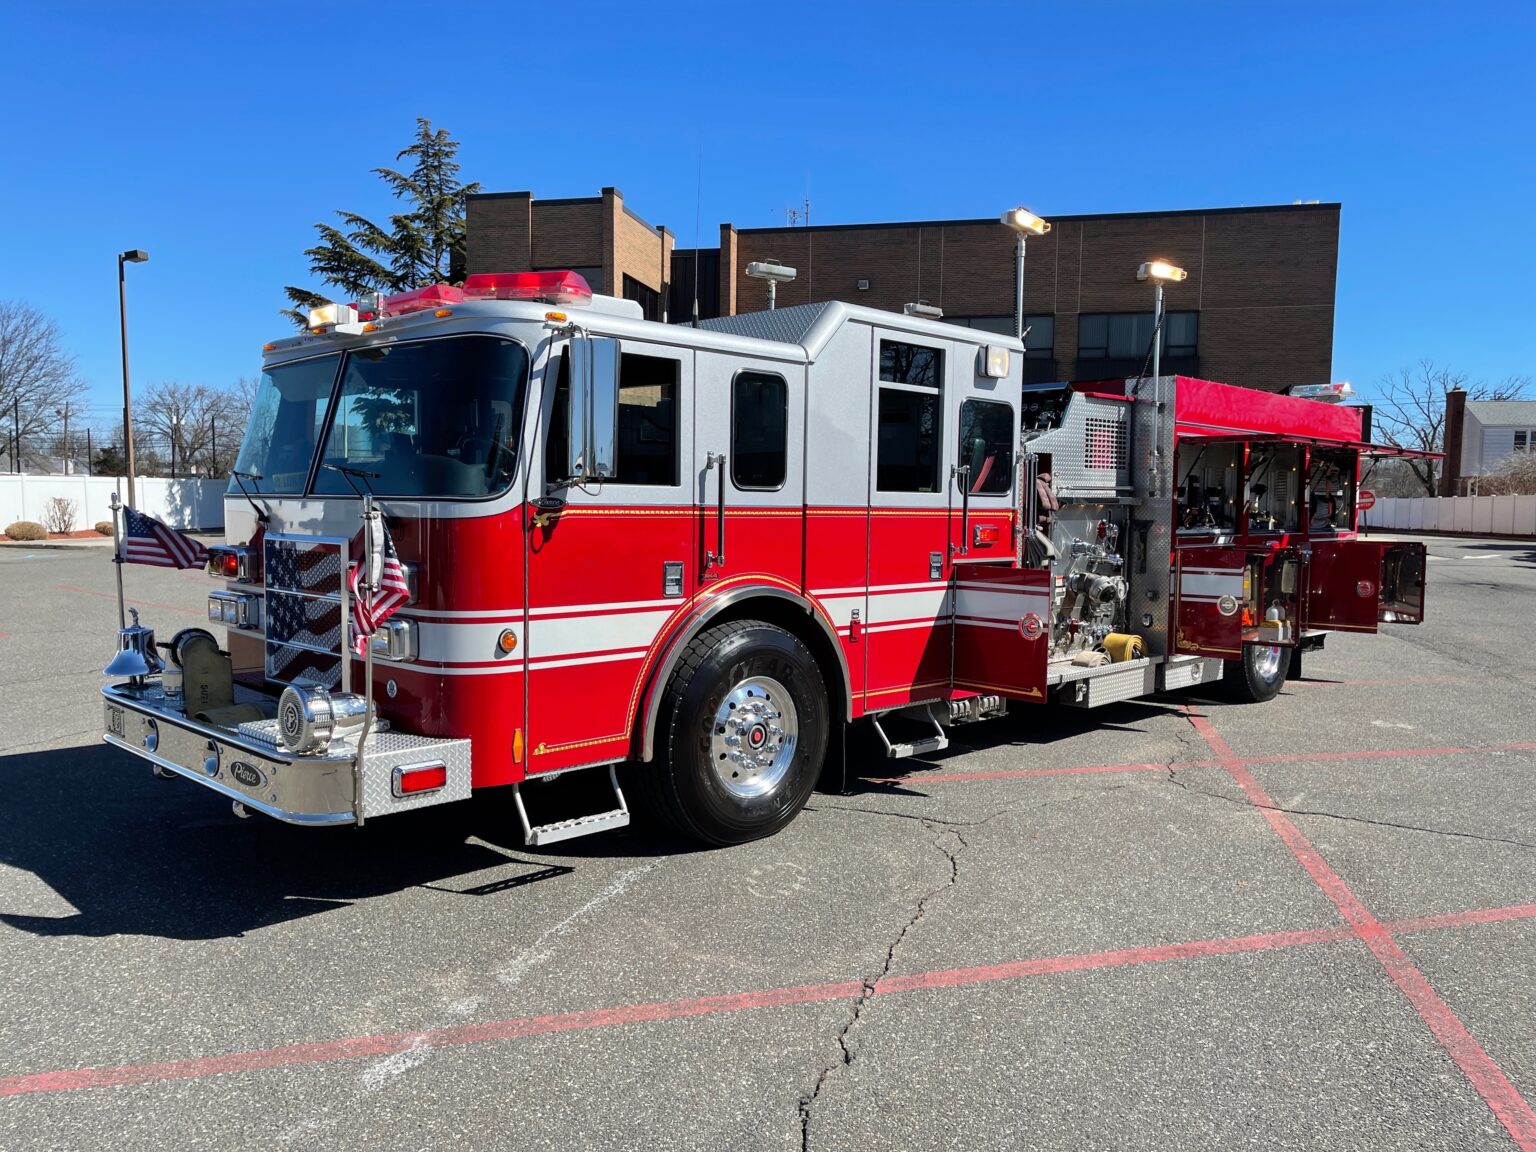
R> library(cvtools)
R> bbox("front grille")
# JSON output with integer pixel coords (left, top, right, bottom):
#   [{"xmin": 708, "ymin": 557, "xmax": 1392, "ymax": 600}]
[{"xmin": 264, "ymin": 536, "xmax": 348, "ymax": 689}]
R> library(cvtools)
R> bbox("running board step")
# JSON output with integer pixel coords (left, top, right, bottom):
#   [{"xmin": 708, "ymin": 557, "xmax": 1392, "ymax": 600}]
[
  {"xmin": 871, "ymin": 704, "xmax": 950, "ymax": 759},
  {"xmin": 513, "ymin": 765, "xmax": 631, "ymax": 847}
]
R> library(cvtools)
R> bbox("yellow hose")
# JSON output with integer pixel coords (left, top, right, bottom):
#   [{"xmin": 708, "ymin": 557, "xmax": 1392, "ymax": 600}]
[{"xmin": 1103, "ymin": 633, "xmax": 1145, "ymax": 663}]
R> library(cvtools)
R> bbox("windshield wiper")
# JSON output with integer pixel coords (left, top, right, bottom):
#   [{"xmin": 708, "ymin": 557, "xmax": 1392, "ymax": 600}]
[
  {"xmin": 322, "ymin": 463, "xmax": 379, "ymax": 500},
  {"xmin": 230, "ymin": 469, "xmax": 271, "ymax": 524}
]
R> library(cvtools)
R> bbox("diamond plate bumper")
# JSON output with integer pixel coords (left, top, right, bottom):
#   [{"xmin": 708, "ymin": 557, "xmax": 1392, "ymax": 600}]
[{"xmin": 102, "ymin": 683, "xmax": 471, "ymax": 824}]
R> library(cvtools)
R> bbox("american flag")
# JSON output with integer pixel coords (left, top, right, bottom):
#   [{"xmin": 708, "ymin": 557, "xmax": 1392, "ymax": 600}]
[
  {"xmin": 120, "ymin": 506, "xmax": 208, "ymax": 570},
  {"xmin": 348, "ymin": 515, "xmax": 410, "ymax": 656}
]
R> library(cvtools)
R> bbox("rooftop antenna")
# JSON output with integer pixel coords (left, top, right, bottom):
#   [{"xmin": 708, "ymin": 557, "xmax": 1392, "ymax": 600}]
[{"xmin": 692, "ymin": 150, "xmax": 702, "ymax": 328}]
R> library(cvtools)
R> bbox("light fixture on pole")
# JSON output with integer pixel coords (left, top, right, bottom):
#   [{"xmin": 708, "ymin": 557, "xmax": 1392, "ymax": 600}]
[
  {"xmin": 744, "ymin": 260, "xmax": 797, "ymax": 310},
  {"xmin": 117, "ymin": 248, "xmax": 149, "ymax": 506},
  {"xmin": 1001, "ymin": 208, "xmax": 1050, "ymax": 340},
  {"xmin": 170, "ymin": 413, "xmax": 182, "ymax": 479},
  {"xmin": 1135, "ymin": 259, "xmax": 1187, "ymax": 386}
]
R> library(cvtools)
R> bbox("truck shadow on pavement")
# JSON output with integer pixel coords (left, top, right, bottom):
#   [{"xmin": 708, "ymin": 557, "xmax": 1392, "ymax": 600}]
[{"xmin": 0, "ymin": 743, "xmax": 589, "ymax": 942}]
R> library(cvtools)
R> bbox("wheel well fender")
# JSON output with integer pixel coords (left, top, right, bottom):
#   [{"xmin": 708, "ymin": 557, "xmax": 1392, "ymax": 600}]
[{"xmin": 635, "ymin": 586, "xmax": 852, "ymax": 762}]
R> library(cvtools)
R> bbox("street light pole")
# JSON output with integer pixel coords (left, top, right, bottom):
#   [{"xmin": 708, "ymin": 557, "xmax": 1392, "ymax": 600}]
[
  {"xmin": 118, "ymin": 249, "xmax": 148, "ymax": 505},
  {"xmin": 1000, "ymin": 208, "xmax": 1050, "ymax": 341},
  {"xmin": 1135, "ymin": 259, "xmax": 1189, "ymax": 500}
]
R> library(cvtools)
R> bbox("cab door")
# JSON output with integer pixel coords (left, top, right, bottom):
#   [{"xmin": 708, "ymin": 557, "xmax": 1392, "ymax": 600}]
[
  {"xmin": 524, "ymin": 337, "xmax": 694, "ymax": 774},
  {"xmin": 690, "ymin": 353, "xmax": 805, "ymax": 596},
  {"xmin": 949, "ymin": 350, "xmax": 1049, "ymax": 703},
  {"xmin": 863, "ymin": 331, "xmax": 953, "ymax": 708}
]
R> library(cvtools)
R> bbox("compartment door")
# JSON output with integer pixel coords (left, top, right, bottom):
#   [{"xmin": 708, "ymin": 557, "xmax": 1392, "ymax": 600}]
[
  {"xmin": 951, "ymin": 568, "xmax": 1051, "ymax": 704},
  {"xmin": 1307, "ymin": 540, "xmax": 1385, "ymax": 634},
  {"xmin": 1173, "ymin": 547, "xmax": 1246, "ymax": 658},
  {"xmin": 1379, "ymin": 542, "xmax": 1427, "ymax": 624}
]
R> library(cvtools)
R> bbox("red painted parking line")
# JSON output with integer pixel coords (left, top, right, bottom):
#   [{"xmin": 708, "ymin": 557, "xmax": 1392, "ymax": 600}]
[
  {"xmin": 1186, "ymin": 707, "xmax": 1536, "ymax": 1150},
  {"xmin": 6, "ymin": 899, "xmax": 1536, "ymax": 1099}
]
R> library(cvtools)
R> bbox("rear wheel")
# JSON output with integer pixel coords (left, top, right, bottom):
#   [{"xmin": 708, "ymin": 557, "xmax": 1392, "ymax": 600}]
[
  {"xmin": 638, "ymin": 620, "xmax": 828, "ymax": 845},
  {"xmin": 1222, "ymin": 643, "xmax": 1290, "ymax": 703}
]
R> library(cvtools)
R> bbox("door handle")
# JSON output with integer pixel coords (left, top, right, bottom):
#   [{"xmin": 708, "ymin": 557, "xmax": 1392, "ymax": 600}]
[
  {"xmin": 952, "ymin": 463, "xmax": 971, "ymax": 555},
  {"xmin": 706, "ymin": 452, "xmax": 727, "ymax": 570}
]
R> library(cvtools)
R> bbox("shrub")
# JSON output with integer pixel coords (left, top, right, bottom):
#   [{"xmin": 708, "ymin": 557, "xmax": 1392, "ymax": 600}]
[
  {"xmin": 1476, "ymin": 453, "xmax": 1536, "ymax": 496},
  {"xmin": 95, "ymin": 521, "xmax": 114, "ymax": 535},
  {"xmin": 43, "ymin": 497, "xmax": 78, "ymax": 534},
  {"xmin": 4, "ymin": 521, "xmax": 47, "ymax": 541}
]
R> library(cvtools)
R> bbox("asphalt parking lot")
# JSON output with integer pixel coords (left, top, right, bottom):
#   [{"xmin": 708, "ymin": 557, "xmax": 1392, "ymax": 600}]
[{"xmin": 2, "ymin": 534, "xmax": 1535, "ymax": 1150}]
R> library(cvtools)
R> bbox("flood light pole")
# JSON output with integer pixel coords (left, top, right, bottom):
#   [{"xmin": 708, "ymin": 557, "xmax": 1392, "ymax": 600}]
[
  {"xmin": 118, "ymin": 249, "xmax": 149, "ymax": 506},
  {"xmin": 1001, "ymin": 208, "xmax": 1050, "ymax": 340}
]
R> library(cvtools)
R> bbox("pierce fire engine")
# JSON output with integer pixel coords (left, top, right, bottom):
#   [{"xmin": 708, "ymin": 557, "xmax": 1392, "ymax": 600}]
[{"xmin": 100, "ymin": 270, "xmax": 1427, "ymax": 846}]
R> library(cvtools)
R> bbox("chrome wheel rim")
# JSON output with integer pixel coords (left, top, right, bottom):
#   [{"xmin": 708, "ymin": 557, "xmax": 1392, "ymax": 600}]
[
  {"xmin": 709, "ymin": 675, "xmax": 799, "ymax": 799},
  {"xmin": 1253, "ymin": 645, "xmax": 1284, "ymax": 684}
]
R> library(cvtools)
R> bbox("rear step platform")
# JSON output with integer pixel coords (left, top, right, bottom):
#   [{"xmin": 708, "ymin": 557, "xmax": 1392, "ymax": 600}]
[
  {"xmin": 871, "ymin": 703, "xmax": 950, "ymax": 759},
  {"xmin": 512, "ymin": 765, "xmax": 631, "ymax": 847}
]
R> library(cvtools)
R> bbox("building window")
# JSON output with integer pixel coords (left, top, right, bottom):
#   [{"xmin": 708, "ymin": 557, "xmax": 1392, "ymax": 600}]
[
  {"xmin": 622, "ymin": 274, "xmax": 662, "ymax": 322},
  {"xmin": 1079, "ymin": 312, "xmax": 1198, "ymax": 360},
  {"xmin": 616, "ymin": 353, "xmax": 679, "ymax": 486},
  {"xmin": 731, "ymin": 371, "xmax": 787, "ymax": 489},
  {"xmin": 947, "ymin": 315, "xmax": 1053, "ymax": 359},
  {"xmin": 1515, "ymin": 430, "xmax": 1532, "ymax": 452},
  {"xmin": 877, "ymin": 339, "xmax": 943, "ymax": 493}
]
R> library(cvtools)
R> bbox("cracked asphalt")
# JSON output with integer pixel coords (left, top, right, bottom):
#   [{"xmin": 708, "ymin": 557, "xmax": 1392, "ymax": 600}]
[{"xmin": 2, "ymin": 532, "xmax": 1535, "ymax": 1150}]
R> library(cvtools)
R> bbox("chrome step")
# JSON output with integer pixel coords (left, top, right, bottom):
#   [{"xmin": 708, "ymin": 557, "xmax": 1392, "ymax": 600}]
[
  {"xmin": 512, "ymin": 764, "xmax": 631, "ymax": 847},
  {"xmin": 871, "ymin": 704, "xmax": 950, "ymax": 759}
]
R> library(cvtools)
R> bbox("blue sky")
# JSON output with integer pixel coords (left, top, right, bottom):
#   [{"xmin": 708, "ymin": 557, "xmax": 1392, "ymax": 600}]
[{"xmin": 3, "ymin": 0, "xmax": 1532, "ymax": 431}]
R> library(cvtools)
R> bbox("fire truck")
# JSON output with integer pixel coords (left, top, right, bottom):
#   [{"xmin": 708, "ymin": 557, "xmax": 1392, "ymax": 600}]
[{"xmin": 100, "ymin": 270, "xmax": 1427, "ymax": 846}]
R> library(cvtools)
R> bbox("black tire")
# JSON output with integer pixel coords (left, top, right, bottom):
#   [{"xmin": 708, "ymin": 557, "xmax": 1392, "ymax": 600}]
[
  {"xmin": 1222, "ymin": 644, "xmax": 1291, "ymax": 704},
  {"xmin": 636, "ymin": 619, "xmax": 829, "ymax": 845}
]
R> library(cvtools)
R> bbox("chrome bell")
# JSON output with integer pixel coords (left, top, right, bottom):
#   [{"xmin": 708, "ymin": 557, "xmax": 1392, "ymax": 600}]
[
  {"xmin": 277, "ymin": 684, "xmax": 372, "ymax": 754},
  {"xmin": 105, "ymin": 608, "xmax": 166, "ymax": 681}
]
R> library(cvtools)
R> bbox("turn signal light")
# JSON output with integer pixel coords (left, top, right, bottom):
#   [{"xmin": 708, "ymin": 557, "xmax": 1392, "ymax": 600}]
[{"xmin": 393, "ymin": 762, "xmax": 447, "ymax": 797}]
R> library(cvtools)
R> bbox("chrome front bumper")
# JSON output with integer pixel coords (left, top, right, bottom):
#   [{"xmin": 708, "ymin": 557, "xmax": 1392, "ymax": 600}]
[{"xmin": 101, "ymin": 682, "xmax": 472, "ymax": 825}]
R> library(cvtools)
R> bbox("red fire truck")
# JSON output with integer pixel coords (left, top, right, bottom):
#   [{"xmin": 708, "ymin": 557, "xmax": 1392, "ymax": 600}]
[{"xmin": 100, "ymin": 271, "xmax": 1427, "ymax": 846}]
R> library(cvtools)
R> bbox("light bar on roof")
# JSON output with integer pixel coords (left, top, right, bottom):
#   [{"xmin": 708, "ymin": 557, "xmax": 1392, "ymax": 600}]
[
  {"xmin": 463, "ymin": 271, "xmax": 593, "ymax": 305},
  {"xmin": 381, "ymin": 284, "xmax": 465, "ymax": 316},
  {"xmin": 1289, "ymin": 382, "xmax": 1355, "ymax": 403}
]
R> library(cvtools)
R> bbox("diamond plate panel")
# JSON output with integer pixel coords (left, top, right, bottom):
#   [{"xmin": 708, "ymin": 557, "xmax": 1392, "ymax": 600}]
[
  {"xmin": 358, "ymin": 733, "xmax": 472, "ymax": 818},
  {"xmin": 699, "ymin": 301, "xmax": 836, "ymax": 346}
]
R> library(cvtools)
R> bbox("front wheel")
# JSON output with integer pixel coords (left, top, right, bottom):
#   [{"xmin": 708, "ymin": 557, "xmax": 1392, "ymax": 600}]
[
  {"xmin": 1222, "ymin": 644, "xmax": 1290, "ymax": 703},
  {"xmin": 638, "ymin": 620, "xmax": 828, "ymax": 845}
]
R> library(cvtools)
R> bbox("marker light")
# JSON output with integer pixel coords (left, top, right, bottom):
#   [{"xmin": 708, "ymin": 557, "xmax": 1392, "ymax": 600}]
[
  {"xmin": 380, "ymin": 284, "xmax": 465, "ymax": 315},
  {"xmin": 973, "ymin": 524, "xmax": 1001, "ymax": 546},
  {"xmin": 1137, "ymin": 260, "xmax": 1188, "ymax": 283},
  {"xmin": 463, "ymin": 271, "xmax": 594, "ymax": 305},
  {"xmin": 392, "ymin": 761, "xmax": 448, "ymax": 797},
  {"xmin": 307, "ymin": 302, "xmax": 359, "ymax": 329},
  {"xmin": 498, "ymin": 629, "xmax": 518, "ymax": 653}
]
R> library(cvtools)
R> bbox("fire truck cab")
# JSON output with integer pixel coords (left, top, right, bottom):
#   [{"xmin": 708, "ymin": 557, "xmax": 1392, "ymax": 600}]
[{"xmin": 100, "ymin": 271, "xmax": 1426, "ymax": 846}]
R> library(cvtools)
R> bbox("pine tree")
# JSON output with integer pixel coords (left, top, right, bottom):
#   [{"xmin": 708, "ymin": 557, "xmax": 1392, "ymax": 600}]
[{"xmin": 283, "ymin": 119, "xmax": 481, "ymax": 324}]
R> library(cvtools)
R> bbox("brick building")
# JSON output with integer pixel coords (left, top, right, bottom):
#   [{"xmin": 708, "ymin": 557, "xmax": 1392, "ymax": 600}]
[
  {"xmin": 466, "ymin": 187, "xmax": 674, "ymax": 322},
  {"xmin": 467, "ymin": 192, "xmax": 1340, "ymax": 393}
]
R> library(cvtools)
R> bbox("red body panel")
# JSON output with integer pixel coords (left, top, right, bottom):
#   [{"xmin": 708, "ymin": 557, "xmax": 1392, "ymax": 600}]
[{"xmin": 1174, "ymin": 376, "xmax": 1363, "ymax": 442}]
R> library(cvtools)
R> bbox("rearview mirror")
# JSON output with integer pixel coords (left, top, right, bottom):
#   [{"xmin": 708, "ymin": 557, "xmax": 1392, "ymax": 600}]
[{"xmin": 568, "ymin": 334, "xmax": 619, "ymax": 480}]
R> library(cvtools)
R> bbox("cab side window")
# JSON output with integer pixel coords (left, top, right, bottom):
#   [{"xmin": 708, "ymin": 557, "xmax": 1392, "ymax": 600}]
[
  {"xmin": 732, "ymin": 371, "xmax": 787, "ymax": 489},
  {"xmin": 876, "ymin": 339, "xmax": 944, "ymax": 493},
  {"xmin": 616, "ymin": 353, "xmax": 679, "ymax": 486}
]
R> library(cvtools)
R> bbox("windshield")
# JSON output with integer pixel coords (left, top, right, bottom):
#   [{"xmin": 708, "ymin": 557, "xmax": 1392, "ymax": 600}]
[
  {"xmin": 230, "ymin": 335, "xmax": 531, "ymax": 500},
  {"xmin": 312, "ymin": 335, "xmax": 529, "ymax": 499},
  {"xmin": 232, "ymin": 354, "xmax": 341, "ymax": 494}
]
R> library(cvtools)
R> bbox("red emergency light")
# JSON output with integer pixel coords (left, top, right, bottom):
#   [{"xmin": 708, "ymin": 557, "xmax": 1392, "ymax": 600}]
[
  {"xmin": 462, "ymin": 270, "xmax": 593, "ymax": 305},
  {"xmin": 392, "ymin": 761, "xmax": 447, "ymax": 797},
  {"xmin": 379, "ymin": 284, "xmax": 465, "ymax": 316}
]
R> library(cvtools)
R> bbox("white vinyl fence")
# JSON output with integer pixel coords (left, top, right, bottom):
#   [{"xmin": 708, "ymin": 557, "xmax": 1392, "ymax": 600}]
[
  {"xmin": 1362, "ymin": 495, "xmax": 1536, "ymax": 537},
  {"xmin": 0, "ymin": 475, "xmax": 226, "ymax": 532}
]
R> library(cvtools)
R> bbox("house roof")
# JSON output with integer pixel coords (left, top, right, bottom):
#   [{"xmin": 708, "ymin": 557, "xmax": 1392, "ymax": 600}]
[{"xmin": 1466, "ymin": 400, "xmax": 1536, "ymax": 426}]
